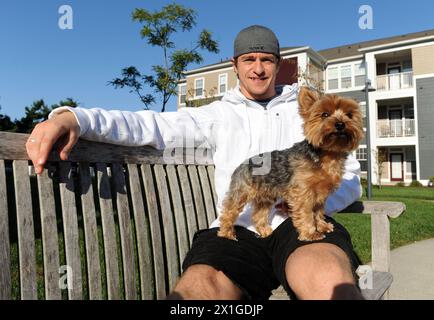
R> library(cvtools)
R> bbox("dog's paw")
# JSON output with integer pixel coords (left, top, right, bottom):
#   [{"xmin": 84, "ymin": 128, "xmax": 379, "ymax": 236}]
[
  {"xmin": 258, "ymin": 226, "xmax": 273, "ymax": 238},
  {"xmin": 317, "ymin": 221, "xmax": 334, "ymax": 234},
  {"xmin": 298, "ymin": 231, "xmax": 325, "ymax": 242},
  {"xmin": 217, "ymin": 229, "xmax": 238, "ymax": 241}
]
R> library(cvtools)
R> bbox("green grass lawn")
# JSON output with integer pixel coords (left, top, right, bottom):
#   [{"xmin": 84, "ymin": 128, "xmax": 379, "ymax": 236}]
[{"xmin": 334, "ymin": 186, "xmax": 434, "ymax": 264}]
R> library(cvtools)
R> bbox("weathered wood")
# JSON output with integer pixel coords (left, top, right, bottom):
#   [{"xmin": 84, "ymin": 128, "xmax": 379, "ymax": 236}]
[
  {"xmin": 37, "ymin": 165, "xmax": 61, "ymax": 300},
  {"xmin": 166, "ymin": 165, "xmax": 189, "ymax": 267},
  {"xmin": 78, "ymin": 163, "xmax": 102, "ymax": 300},
  {"xmin": 207, "ymin": 166, "xmax": 218, "ymax": 213},
  {"xmin": 141, "ymin": 164, "xmax": 165, "ymax": 299},
  {"xmin": 154, "ymin": 165, "xmax": 179, "ymax": 291},
  {"xmin": 127, "ymin": 164, "xmax": 153, "ymax": 299},
  {"xmin": 371, "ymin": 213, "xmax": 391, "ymax": 272},
  {"xmin": 95, "ymin": 163, "xmax": 120, "ymax": 299},
  {"xmin": 13, "ymin": 160, "xmax": 37, "ymax": 300},
  {"xmin": 58, "ymin": 162, "xmax": 83, "ymax": 300},
  {"xmin": 112, "ymin": 163, "xmax": 137, "ymax": 300},
  {"xmin": 341, "ymin": 200, "xmax": 405, "ymax": 218},
  {"xmin": 198, "ymin": 166, "xmax": 216, "ymax": 226},
  {"xmin": 177, "ymin": 165, "xmax": 198, "ymax": 246},
  {"xmin": 0, "ymin": 132, "xmax": 212, "ymax": 165},
  {"xmin": 360, "ymin": 271, "xmax": 393, "ymax": 300},
  {"xmin": 187, "ymin": 166, "xmax": 208, "ymax": 230},
  {"xmin": 0, "ymin": 160, "xmax": 11, "ymax": 299}
]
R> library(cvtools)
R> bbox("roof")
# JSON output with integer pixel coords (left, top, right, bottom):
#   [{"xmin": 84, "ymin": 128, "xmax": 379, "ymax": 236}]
[{"xmin": 318, "ymin": 28, "xmax": 434, "ymax": 61}]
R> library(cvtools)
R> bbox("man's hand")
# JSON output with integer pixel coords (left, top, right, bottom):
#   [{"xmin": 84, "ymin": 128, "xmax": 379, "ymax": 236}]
[{"xmin": 26, "ymin": 111, "xmax": 80, "ymax": 175}]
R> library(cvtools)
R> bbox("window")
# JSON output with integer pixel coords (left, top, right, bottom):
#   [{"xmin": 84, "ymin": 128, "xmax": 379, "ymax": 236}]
[
  {"xmin": 354, "ymin": 62, "xmax": 366, "ymax": 87},
  {"xmin": 356, "ymin": 147, "xmax": 368, "ymax": 172},
  {"xmin": 340, "ymin": 65, "xmax": 352, "ymax": 88},
  {"xmin": 219, "ymin": 74, "xmax": 227, "ymax": 94},
  {"xmin": 179, "ymin": 84, "xmax": 186, "ymax": 105},
  {"xmin": 327, "ymin": 67, "xmax": 338, "ymax": 90},
  {"xmin": 195, "ymin": 78, "xmax": 204, "ymax": 97}
]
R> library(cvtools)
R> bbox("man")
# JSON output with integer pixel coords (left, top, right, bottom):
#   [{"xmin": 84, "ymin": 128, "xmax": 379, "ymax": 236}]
[{"xmin": 26, "ymin": 25, "xmax": 363, "ymax": 300}]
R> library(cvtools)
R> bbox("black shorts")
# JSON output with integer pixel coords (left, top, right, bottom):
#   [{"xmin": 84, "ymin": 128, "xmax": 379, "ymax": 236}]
[{"xmin": 182, "ymin": 215, "xmax": 361, "ymax": 300}]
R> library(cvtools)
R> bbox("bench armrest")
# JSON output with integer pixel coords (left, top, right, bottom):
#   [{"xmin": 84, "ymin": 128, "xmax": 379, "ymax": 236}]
[{"xmin": 338, "ymin": 200, "xmax": 406, "ymax": 273}]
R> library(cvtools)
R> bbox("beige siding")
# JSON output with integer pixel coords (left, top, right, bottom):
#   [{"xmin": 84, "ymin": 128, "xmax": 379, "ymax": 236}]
[{"xmin": 412, "ymin": 45, "xmax": 434, "ymax": 76}]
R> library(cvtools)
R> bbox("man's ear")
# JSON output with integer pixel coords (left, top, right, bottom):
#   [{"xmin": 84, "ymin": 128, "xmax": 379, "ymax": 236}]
[
  {"xmin": 298, "ymin": 86, "xmax": 320, "ymax": 116},
  {"xmin": 231, "ymin": 58, "xmax": 238, "ymax": 75}
]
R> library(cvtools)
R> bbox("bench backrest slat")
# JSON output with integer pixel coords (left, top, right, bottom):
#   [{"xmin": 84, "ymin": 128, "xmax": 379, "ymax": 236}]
[
  {"xmin": 167, "ymin": 165, "xmax": 190, "ymax": 270},
  {"xmin": 37, "ymin": 167, "xmax": 61, "ymax": 300},
  {"xmin": 187, "ymin": 166, "xmax": 208, "ymax": 230},
  {"xmin": 112, "ymin": 163, "xmax": 137, "ymax": 300},
  {"xmin": 13, "ymin": 160, "xmax": 38, "ymax": 299},
  {"xmin": 0, "ymin": 160, "xmax": 11, "ymax": 299},
  {"xmin": 177, "ymin": 165, "xmax": 198, "ymax": 247},
  {"xmin": 141, "ymin": 164, "xmax": 166, "ymax": 299},
  {"xmin": 95, "ymin": 163, "xmax": 121, "ymax": 299},
  {"xmin": 59, "ymin": 163, "xmax": 83, "ymax": 300},
  {"xmin": 78, "ymin": 162, "xmax": 103, "ymax": 300},
  {"xmin": 127, "ymin": 164, "xmax": 153, "ymax": 300},
  {"xmin": 198, "ymin": 166, "xmax": 217, "ymax": 225},
  {"xmin": 207, "ymin": 166, "xmax": 218, "ymax": 214},
  {"xmin": 154, "ymin": 164, "xmax": 180, "ymax": 291}
]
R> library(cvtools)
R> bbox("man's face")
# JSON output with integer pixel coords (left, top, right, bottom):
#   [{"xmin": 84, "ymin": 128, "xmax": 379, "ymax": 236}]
[{"xmin": 232, "ymin": 52, "xmax": 280, "ymax": 100}]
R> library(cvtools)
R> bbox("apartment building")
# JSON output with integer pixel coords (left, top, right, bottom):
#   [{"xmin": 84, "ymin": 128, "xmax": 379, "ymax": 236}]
[{"xmin": 178, "ymin": 29, "xmax": 434, "ymax": 185}]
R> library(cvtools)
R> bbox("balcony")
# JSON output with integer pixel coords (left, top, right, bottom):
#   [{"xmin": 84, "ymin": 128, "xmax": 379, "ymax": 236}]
[
  {"xmin": 377, "ymin": 119, "xmax": 415, "ymax": 138},
  {"xmin": 376, "ymin": 72, "xmax": 413, "ymax": 91}
]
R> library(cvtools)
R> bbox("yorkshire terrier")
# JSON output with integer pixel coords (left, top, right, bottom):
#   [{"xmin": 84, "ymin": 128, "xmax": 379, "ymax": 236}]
[{"xmin": 217, "ymin": 86, "xmax": 364, "ymax": 241}]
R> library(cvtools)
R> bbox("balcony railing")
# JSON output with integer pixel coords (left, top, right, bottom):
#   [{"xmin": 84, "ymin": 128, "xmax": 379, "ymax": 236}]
[
  {"xmin": 377, "ymin": 119, "xmax": 415, "ymax": 138},
  {"xmin": 376, "ymin": 72, "xmax": 413, "ymax": 91}
]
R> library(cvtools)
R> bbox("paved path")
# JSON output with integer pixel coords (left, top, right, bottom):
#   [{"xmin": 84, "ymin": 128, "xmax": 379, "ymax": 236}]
[{"xmin": 389, "ymin": 238, "xmax": 434, "ymax": 299}]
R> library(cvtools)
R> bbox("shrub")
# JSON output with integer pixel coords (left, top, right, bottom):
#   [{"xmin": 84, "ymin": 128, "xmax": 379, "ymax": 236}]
[
  {"xmin": 409, "ymin": 180, "xmax": 423, "ymax": 187},
  {"xmin": 395, "ymin": 182, "xmax": 406, "ymax": 187}
]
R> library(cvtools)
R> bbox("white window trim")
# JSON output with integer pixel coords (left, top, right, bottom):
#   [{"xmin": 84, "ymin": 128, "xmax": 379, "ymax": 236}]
[
  {"xmin": 194, "ymin": 77, "xmax": 205, "ymax": 98},
  {"xmin": 326, "ymin": 61, "xmax": 366, "ymax": 93},
  {"xmin": 218, "ymin": 73, "xmax": 228, "ymax": 95},
  {"xmin": 178, "ymin": 84, "xmax": 187, "ymax": 106}
]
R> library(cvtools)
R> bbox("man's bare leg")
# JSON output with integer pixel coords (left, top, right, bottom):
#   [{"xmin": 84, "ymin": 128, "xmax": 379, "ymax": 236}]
[
  {"xmin": 166, "ymin": 264, "xmax": 243, "ymax": 300},
  {"xmin": 285, "ymin": 243, "xmax": 363, "ymax": 300}
]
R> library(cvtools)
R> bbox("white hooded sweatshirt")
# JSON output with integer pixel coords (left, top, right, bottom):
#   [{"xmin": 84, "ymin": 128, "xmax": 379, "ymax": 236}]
[{"xmin": 49, "ymin": 83, "xmax": 362, "ymax": 234}]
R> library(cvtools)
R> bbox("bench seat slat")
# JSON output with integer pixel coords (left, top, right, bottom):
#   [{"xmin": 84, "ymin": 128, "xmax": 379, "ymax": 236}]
[
  {"xmin": 37, "ymin": 166, "xmax": 61, "ymax": 300},
  {"xmin": 0, "ymin": 160, "xmax": 12, "ymax": 299},
  {"xmin": 58, "ymin": 162, "xmax": 83, "ymax": 300},
  {"xmin": 95, "ymin": 163, "xmax": 120, "ymax": 299},
  {"xmin": 112, "ymin": 163, "xmax": 137, "ymax": 300},
  {"xmin": 13, "ymin": 160, "xmax": 37, "ymax": 300},
  {"xmin": 79, "ymin": 163, "xmax": 102, "ymax": 300},
  {"xmin": 141, "ymin": 164, "xmax": 166, "ymax": 299},
  {"xmin": 127, "ymin": 164, "xmax": 153, "ymax": 300}
]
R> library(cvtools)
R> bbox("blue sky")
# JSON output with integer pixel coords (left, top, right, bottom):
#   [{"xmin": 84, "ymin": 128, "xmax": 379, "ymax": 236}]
[{"xmin": 1, "ymin": 0, "xmax": 434, "ymax": 120}]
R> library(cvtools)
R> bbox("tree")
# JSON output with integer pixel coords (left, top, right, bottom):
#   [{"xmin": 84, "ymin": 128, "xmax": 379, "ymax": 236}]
[
  {"xmin": 109, "ymin": 3, "xmax": 219, "ymax": 112},
  {"xmin": 14, "ymin": 98, "xmax": 78, "ymax": 133},
  {"xmin": 0, "ymin": 106, "xmax": 16, "ymax": 132}
]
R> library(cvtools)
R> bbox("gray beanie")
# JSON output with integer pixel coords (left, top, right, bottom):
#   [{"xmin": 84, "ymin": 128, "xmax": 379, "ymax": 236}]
[{"xmin": 233, "ymin": 25, "xmax": 280, "ymax": 58}]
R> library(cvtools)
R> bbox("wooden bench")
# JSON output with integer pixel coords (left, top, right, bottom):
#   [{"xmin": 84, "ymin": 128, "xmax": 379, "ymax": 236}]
[{"xmin": 0, "ymin": 131, "xmax": 405, "ymax": 300}]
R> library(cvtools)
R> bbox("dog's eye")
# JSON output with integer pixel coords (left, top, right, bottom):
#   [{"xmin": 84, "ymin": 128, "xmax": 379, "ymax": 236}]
[
  {"xmin": 346, "ymin": 112, "xmax": 353, "ymax": 119},
  {"xmin": 321, "ymin": 112, "xmax": 330, "ymax": 119}
]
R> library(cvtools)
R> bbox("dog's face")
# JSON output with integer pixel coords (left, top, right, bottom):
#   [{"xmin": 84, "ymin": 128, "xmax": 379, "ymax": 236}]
[{"xmin": 298, "ymin": 87, "xmax": 364, "ymax": 153}]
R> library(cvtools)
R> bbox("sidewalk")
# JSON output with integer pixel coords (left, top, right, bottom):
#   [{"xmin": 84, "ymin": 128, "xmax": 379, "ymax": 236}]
[{"xmin": 389, "ymin": 238, "xmax": 434, "ymax": 299}]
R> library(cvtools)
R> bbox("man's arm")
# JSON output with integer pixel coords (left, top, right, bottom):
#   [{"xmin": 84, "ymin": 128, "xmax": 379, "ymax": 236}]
[
  {"xmin": 325, "ymin": 153, "xmax": 363, "ymax": 215},
  {"xmin": 27, "ymin": 104, "xmax": 218, "ymax": 175}
]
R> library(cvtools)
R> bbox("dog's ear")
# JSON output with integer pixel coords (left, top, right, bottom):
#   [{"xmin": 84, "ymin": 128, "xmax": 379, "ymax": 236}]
[{"xmin": 298, "ymin": 86, "xmax": 320, "ymax": 117}]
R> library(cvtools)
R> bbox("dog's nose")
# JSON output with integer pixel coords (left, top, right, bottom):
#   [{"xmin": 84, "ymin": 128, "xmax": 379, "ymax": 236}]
[{"xmin": 335, "ymin": 122, "xmax": 345, "ymax": 131}]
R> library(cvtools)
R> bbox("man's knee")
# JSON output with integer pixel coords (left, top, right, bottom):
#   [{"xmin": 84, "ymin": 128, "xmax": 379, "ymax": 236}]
[
  {"xmin": 167, "ymin": 264, "xmax": 243, "ymax": 300},
  {"xmin": 285, "ymin": 243, "xmax": 362, "ymax": 299}
]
